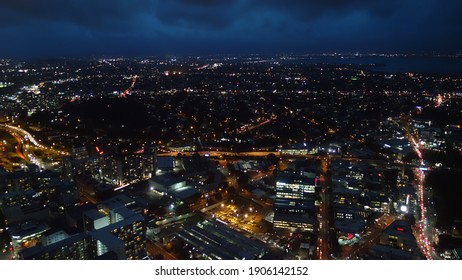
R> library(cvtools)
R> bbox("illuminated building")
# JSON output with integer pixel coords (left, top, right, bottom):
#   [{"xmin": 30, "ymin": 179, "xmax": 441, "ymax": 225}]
[
  {"xmin": 334, "ymin": 205, "xmax": 366, "ymax": 246},
  {"xmin": 62, "ymin": 152, "xmax": 155, "ymax": 187},
  {"xmin": 97, "ymin": 194, "xmax": 139, "ymax": 221},
  {"xmin": 149, "ymin": 174, "xmax": 187, "ymax": 195},
  {"xmin": 280, "ymin": 143, "xmax": 318, "ymax": 156},
  {"xmin": 41, "ymin": 229, "xmax": 71, "ymax": 246},
  {"xmin": 20, "ymin": 233, "xmax": 94, "ymax": 260},
  {"xmin": 273, "ymin": 170, "xmax": 317, "ymax": 232},
  {"xmin": 149, "ymin": 174, "xmax": 199, "ymax": 201},
  {"xmin": 83, "ymin": 209, "xmax": 110, "ymax": 231},
  {"xmin": 166, "ymin": 142, "xmax": 196, "ymax": 153},
  {"xmin": 0, "ymin": 169, "xmax": 73, "ymax": 225},
  {"xmin": 412, "ymin": 118, "xmax": 432, "ymax": 129},
  {"xmin": 91, "ymin": 214, "xmax": 145, "ymax": 260},
  {"xmin": 273, "ymin": 214, "xmax": 315, "ymax": 232},
  {"xmin": 394, "ymin": 184, "xmax": 417, "ymax": 215},
  {"xmin": 20, "ymin": 204, "xmax": 145, "ymax": 260},
  {"xmin": 367, "ymin": 192, "xmax": 391, "ymax": 213},
  {"xmin": 71, "ymin": 146, "xmax": 89, "ymax": 160},
  {"xmin": 9, "ymin": 221, "xmax": 50, "ymax": 255},
  {"xmin": 156, "ymin": 156, "xmax": 183, "ymax": 175},
  {"xmin": 367, "ymin": 220, "xmax": 424, "ymax": 259},
  {"xmin": 92, "ymin": 197, "xmax": 146, "ymax": 259}
]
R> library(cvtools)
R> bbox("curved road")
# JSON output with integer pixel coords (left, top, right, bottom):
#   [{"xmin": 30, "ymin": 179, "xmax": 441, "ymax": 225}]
[
  {"xmin": 0, "ymin": 124, "xmax": 55, "ymax": 169},
  {"xmin": 11, "ymin": 132, "xmax": 27, "ymax": 160}
]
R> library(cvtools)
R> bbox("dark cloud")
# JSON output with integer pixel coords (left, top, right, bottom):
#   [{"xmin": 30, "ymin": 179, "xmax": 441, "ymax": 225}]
[
  {"xmin": 0, "ymin": 0, "xmax": 461, "ymax": 58},
  {"xmin": 251, "ymin": 0, "xmax": 403, "ymax": 18},
  {"xmin": 0, "ymin": 0, "xmax": 398, "ymax": 31},
  {"xmin": 177, "ymin": 0, "xmax": 233, "ymax": 6},
  {"xmin": 0, "ymin": 0, "xmax": 151, "ymax": 30},
  {"xmin": 149, "ymin": 0, "xmax": 239, "ymax": 29}
]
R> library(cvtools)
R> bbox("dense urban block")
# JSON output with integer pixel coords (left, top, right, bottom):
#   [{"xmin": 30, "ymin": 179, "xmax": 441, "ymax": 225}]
[{"xmin": 1, "ymin": 54, "xmax": 462, "ymax": 260}]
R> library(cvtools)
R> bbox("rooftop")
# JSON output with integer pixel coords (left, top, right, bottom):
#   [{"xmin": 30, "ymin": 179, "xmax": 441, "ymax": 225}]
[
  {"xmin": 176, "ymin": 219, "xmax": 267, "ymax": 260},
  {"xmin": 149, "ymin": 174, "xmax": 185, "ymax": 188}
]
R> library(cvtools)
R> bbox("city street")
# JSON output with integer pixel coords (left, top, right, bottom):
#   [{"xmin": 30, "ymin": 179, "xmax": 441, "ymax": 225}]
[
  {"xmin": 316, "ymin": 158, "xmax": 330, "ymax": 259},
  {"xmin": 402, "ymin": 118, "xmax": 438, "ymax": 260}
]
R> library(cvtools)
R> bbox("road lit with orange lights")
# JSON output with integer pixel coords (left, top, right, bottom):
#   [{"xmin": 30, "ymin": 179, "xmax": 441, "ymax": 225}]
[
  {"xmin": 404, "ymin": 121, "xmax": 437, "ymax": 260},
  {"xmin": 0, "ymin": 124, "xmax": 68, "ymax": 170}
]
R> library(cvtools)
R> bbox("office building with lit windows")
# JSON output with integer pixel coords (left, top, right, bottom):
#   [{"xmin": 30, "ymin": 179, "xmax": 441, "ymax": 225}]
[
  {"xmin": 19, "ymin": 201, "xmax": 146, "ymax": 260},
  {"xmin": 91, "ymin": 214, "xmax": 145, "ymax": 260},
  {"xmin": 273, "ymin": 170, "xmax": 317, "ymax": 232},
  {"xmin": 20, "ymin": 233, "xmax": 95, "ymax": 260},
  {"xmin": 90, "ymin": 198, "xmax": 146, "ymax": 260}
]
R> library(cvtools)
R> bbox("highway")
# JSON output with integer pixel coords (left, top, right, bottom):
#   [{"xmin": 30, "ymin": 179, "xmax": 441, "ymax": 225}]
[
  {"xmin": 10, "ymin": 132, "xmax": 27, "ymax": 160},
  {"xmin": 0, "ymin": 124, "xmax": 45, "ymax": 148},
  {"xmin": 0, "ymin": 123, "xmax": 66, "ymax": 170},
  {"xmin": 158, "ymin": 150, "xmax": 391, "ymax": 166},
  {"xmin": 0, "ymin": 124, "xmax": 46, "ymax": 169}
]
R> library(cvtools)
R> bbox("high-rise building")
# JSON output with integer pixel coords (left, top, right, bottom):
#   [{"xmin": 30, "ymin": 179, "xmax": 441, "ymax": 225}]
[
  {"xmin": 88, "ymin": 198, "xmax": 146, "ymax": 259},
  {"xmin": 62, "ymin": 151, "xmax": 156, "ymax": 187},
  {"xmin": 91, "ymin": 214, "xmax": 145, "ymax": 260},
  {"xmin": 273, "ymin": 170, "xmax": 317, "ymax": 232},
  {"xmin": 19, "ymin": 202, "xmax": 146, "ymax": 260}
]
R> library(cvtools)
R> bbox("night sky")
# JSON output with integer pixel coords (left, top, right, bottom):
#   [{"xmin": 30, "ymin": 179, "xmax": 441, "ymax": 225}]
[{"xmin": 1, "ymin": 0, "xmax": 461, "ymax": 58}]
